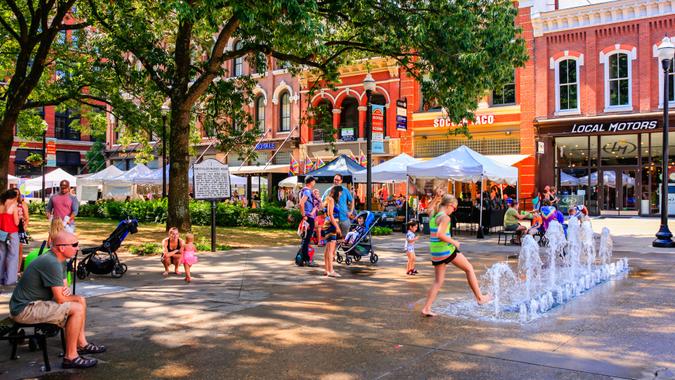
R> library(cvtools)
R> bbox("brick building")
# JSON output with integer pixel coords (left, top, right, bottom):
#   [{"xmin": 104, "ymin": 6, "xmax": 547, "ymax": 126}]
[{"xmin": 521, "ymin": 0, "xmax": 675, "ymax": 215}]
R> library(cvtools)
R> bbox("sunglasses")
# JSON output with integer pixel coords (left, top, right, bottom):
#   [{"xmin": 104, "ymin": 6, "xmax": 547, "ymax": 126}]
[{"xmin": 55, "ymin": 242, "xmax": 79, "ymax": 248}]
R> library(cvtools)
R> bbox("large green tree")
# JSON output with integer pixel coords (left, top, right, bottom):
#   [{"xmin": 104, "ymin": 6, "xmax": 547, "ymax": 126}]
[{"xmin": 85, "ymin": 0, "xmax": 527, "ymax": 232}]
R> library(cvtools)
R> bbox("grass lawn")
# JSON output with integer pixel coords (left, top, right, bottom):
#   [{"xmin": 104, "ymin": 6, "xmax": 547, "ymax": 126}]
[{"xmin": 25, "ymin": 217, "xmax": 298, "ymax": 252}]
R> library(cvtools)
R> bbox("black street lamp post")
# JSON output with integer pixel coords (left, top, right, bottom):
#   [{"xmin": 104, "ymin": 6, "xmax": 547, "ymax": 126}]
[
  {"xmin": 363, "ymin": 73, "xmax": 376, "ymax": 211},
  {"xmin": 654, "ymin": 36, "xmax": 675, "ymax": 248}
]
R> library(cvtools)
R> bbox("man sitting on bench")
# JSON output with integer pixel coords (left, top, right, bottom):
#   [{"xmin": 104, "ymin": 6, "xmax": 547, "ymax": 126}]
[
  {"xmin": 503, "ymin": 199, "xmax": 528, "ymax": 245},
  {"xmin": 9, "ymin": 230, "xmax": 105, "ymax": 369}
]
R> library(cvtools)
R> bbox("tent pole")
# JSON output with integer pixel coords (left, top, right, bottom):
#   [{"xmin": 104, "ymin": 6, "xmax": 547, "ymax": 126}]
[
  {"xmin": 477, "ymin": 176, "xmax": 484, "ymax": 239},
  {"xmin": 405, "ymin": 177, "xmax": 409, "ymax": 229}
]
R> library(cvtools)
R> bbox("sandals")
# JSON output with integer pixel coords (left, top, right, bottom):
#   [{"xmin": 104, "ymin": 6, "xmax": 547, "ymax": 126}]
[
  {"xmin": 63, "ymin": 356, "xmax": 98, "ymax": 369},
  {"xmin": 78, "ymin": 343, "xmax": 107, "ymax": 355}
]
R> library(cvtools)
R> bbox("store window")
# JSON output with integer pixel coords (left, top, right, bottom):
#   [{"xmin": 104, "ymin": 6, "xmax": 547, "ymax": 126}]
[
  {"xmin": 233, "ymin": 41, "xmax": 243, "ymax": 77},
  {"xmin": 56, "ymin": 151, "xmax": 82, "ymax": 175},
  {"xmin": 274, "ymin": 151, "xmax": 291, "ymax": 165},
  {"xmin": 255, "ymin": 96, "xmax": 265, "ymax": 132},
  {"xmin": 555, "ymin": 136, "xmax": 589, "ymax": 168},
  {"xmin": 600, "ymin": 134, "xmax": 638, "ymax": 166},
  {"xmin": 55, "ymin": 110, "xmax": 80, "ymax": 140},
  {"xmin": 313, "ymin": 99, "xmax": 332, "ymax": 142},
  {"xmin": 492, "ymin": 75, "xmax": 516, "ymax": 106},
  {"xmin": 339, "ymin": 97, "xmax": 359, "ymax": 141},
  {"xmin": 557, "ymin": 59, "xmax": 579, "ymax": 112},
  {"xmin": 605, "ymin": 52, "xmax": 631, "ymax": 109},
  {"xmin": 279, "ymin": 92, "xmax": 291, "ymax": 132}
]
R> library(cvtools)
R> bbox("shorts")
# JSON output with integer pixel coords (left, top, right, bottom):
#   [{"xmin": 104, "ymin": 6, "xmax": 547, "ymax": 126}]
[
  {"xmin": 405, "ymin": 247, "xmax": 415, "ymax": 254},
  {"xmin": 323, "ymin": 223, "xmax": 338, "ymax": 242},
  {"xmin": 11, "ymin": 300, "xmax": 72, "ymax": 328},
  {"xmin": 431, "ymin": 251, "xmax": 459, "ymax": 266},
  {"xmin": 504, "ymin": 224, "xmax": 520, "ymax": 232}
]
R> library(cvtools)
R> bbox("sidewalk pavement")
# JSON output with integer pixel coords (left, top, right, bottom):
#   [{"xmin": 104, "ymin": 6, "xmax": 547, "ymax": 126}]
[{"xmin": 1, "ymin": 217, "xmax": 674, "ymax": 379}]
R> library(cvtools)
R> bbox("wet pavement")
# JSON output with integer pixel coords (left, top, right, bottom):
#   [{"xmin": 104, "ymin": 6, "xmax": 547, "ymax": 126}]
[{"xmin": 1, "ymin": 217, "xmax": 674, "ymax": 379}]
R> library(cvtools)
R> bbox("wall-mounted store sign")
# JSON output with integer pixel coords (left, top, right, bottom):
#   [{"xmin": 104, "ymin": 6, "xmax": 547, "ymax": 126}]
[
  {"xmin": 255, "ymin": 142, "xmax": 277, "ymax": 151},
  {"xmin": 570, "ymin": 120, "xmax": 658, "ymax": 134},
  {"xmin": 433, "ymin": 114, "xmax": 495, "ymax": 128}
]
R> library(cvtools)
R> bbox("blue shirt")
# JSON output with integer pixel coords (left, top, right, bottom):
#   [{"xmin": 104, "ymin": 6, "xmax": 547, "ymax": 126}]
[
  {"xmin": 300, "ymin": 187, "xmax": 314, "ymax": 217},
  {"xmin": 322, "ymin": 185, "xmax": 353, "ymax": 221}
]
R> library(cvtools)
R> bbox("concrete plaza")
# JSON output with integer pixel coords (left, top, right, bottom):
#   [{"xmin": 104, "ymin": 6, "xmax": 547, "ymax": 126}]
[{"xmin": 1, "ymin": 217, "xmax": 674, "ymax": 379}]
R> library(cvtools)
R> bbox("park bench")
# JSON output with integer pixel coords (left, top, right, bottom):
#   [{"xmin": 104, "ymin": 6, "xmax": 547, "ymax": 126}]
[{"xmin": 0, "ymin": 317, "xmax": 65, "ymax": 372}]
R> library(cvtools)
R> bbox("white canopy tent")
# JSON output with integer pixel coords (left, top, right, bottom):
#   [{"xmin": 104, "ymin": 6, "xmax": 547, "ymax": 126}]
[
  {"xmin": 407, "ymin": 146, "xmax": 519, "ymax": 237},
  {"xmin": 279, "ymin": 176, "xmax": 300, "ymax": 188},
  {"xmin": 76, "ymin": 165, "xmax": 125, "ymax": 201},
  {"xmin": 101, "ymin": 164, "xmax": 153, "ymax": 199},
  {"xmin": 25, "ymin": 168, "xmax": 78, "ymax": 192},
  {"xmin": 353, "ymin": 153, "xmax": 420, "ymax": 183},
  {"xmin": 7, "ymin": 174, "xmax": 19, "ymax": 185}
]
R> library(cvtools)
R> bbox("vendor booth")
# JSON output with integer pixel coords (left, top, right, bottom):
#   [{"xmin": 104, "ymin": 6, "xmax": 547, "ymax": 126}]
[
  {"xmin": 77, "ymin": 165, "xmax": 124, "ymax": 201},
  {"xmin": 24, "ymin": 168, "xmax": 78, "ymax": 192}
]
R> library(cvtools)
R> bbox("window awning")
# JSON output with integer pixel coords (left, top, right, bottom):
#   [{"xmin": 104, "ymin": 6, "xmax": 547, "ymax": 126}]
[{"xmin": 228, "ymin": 164, "xmax": 288, "ymax": 175}]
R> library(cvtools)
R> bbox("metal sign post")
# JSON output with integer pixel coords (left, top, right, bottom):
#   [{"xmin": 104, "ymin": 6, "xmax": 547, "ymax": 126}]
[{"xmin": 192, "ymin": 159, "xmax": 231, "ymax": 252}]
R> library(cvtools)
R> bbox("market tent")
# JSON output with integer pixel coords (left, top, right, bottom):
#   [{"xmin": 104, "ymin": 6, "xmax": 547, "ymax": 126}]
[
  {"xmin": 407, "ymin": 147, "xmax": 483, "ymax": 181},
  {"xmin": 111, "ymin": 164, "xmax": 153, "ymax": 184},
  {"xmin": 25, "ymin": 168, "xmax": 78, "ymax": 191},
  {"xmin": 279, "ymin": 176, "xmax": 300, "ymax": 188},
  {"xmin": 7, "ymin": 174, "xmax": 18, "ymax": 185},
  {"xmin": 353, "ymin": 153, "xmax": 419, "ymax": 183},
  {"xmin": 79, "ymin": 165, "xmax": 124, "ymax": 186},
  {"xmin": 301, "ymin": 155, "xmax": 364, "ymax": 183}
]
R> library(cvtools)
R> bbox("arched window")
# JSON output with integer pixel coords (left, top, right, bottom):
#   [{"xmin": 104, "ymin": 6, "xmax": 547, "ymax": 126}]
[
  {"xmin": 255, "ymin": 96, "xmax": 265, "ymax": 132},
  {"xmin": 340, "ymin": 97, "xmax": 359, "ymax": 141},
  {"xmin": 313, "ymin": 99, "xmax": 332, "ymax": 142},
  {"xmin": 371, "ymin": 93, "xmax": 387, "ymax": 138},
  {"xmin": 279, "ymin": 92, "xmax": 291, "ymax": 132},
  {"xmin": 233, "ymin": 41, "xmax": 244, "ymax": 77},
  {"xmin": 605, "ymin": 52, "xmax": 631, "ymax": 108},
  {"xmin": 556, "ymin": 59, "xmax": 579, "ymax": 112}
]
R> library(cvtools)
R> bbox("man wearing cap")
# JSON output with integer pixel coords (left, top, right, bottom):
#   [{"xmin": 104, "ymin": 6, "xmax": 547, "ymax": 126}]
[
  {"xmin": 503, "ymin": 199, "xmax": 528, "ymax": 244},
  {"xmin": 298, "ymin": 176, "xmax": 318, "ymax": 266}
]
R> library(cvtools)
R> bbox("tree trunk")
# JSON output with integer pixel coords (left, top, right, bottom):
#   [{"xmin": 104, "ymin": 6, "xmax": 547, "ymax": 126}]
[
  {"xmin": 166, "ymin": 103, "xmax": 192, "ymax": 232},
  {"xmin": 0, "ymin": 109, "xmax": 21, "ymax": 191}
]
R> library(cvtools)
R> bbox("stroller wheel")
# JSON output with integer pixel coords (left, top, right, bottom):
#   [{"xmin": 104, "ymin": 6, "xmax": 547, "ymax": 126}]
[
  {"xmin": 370, "ymin": 254, "xmax": 379, "ymax": 264},
  {"xmin": 76, "ymin": 263, "xmax": 88, "ymax": 280},
  {"xmin": 354, "ymin": 255, "xmax": 362, "ymax": 262},
  {"xmin": 111, "ymin": 263, "xmax": 125, "ymax": 278},
  {"xmin": 336, "ymin": 255, "xmax": 343, "ymax": 264},
  {"xmin": 118, "ymin": 263, "xmax": 128, "ymax": 274},
  {"xmin": 345, "ymin": 257, "xmax": 352, "ymax": 265}
]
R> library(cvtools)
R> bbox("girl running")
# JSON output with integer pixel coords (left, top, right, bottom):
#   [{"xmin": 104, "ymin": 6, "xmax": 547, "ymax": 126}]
[{"xmin": 421, "ymin": 194, "xmax": 491, "ymax": 317}]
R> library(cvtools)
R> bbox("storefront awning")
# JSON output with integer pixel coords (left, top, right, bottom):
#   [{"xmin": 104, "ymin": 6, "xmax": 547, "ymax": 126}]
[
  {"xmin": 228, "ymin": 164, "xmax": 288, "ymax": 175},
  {"xmin": 486, "ymin": 154, "xmax": 529, "ymax": 167}
]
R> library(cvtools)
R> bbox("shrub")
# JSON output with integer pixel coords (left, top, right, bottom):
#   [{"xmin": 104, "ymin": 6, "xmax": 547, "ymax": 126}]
[
  {"xmin": 128, "ymin": 242, "xmax": 162, "ymax": 256},
  {"xmin": 28, "ymin": 201, "xmax": 45, "ymax": 216},
  {"xmin": 371, "ymin": 226, "xmax": 393, "ymax": 236}
]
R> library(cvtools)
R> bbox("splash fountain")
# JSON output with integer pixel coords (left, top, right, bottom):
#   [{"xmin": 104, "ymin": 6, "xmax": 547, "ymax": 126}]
[{"xmin": 435, "ymin": 220, "xmax": 629, "ymax": 323}]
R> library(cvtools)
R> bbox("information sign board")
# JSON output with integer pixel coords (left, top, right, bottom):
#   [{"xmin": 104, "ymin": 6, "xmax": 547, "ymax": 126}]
[{"xmin": 192, "ymin": 159, "xmax": 231, "ymax": 200}]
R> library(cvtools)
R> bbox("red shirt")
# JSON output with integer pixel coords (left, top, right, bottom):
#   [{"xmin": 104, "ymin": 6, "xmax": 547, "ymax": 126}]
[
  {"xmin": 0, "ymin": 213, "xmax": 18, "ymax": 233},
  {"xmin": 49, "ymin": 193, "xmax": 74, "ymax": 220}
]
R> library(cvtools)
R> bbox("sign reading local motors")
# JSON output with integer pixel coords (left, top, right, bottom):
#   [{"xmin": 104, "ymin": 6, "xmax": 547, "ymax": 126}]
[{"xmin": 569, "ymin": 120, "xmax": 659, "ymax": 134}]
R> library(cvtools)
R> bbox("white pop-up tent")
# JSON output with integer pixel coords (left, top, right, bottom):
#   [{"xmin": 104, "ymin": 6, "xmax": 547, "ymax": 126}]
[
  {"xmin": 135, "ymin": 165, "xmax": 248, "ymax": 187},
  {"xmin": 101, "ymin": 164, "xmax": 153, "ymax": 198},
  {"xmin": 7, "ymin": 174, "xmax": 19, "ymax": 186},
  {"xmin": 77, "ymin": 165, "xmax": 125, "ymax": 201},
  {"xmin": 25, "ymin": 168, "xmax": 78, "ymax": 191},
  {"xmin": 407, "ymin": 146, "xmax": 519, "ymax": 236},
  {"xmin": 353, "ymin": 153, "xmax": 420, "ymax": 183},
  {"xmin": 279, "ymin": 176, "xmax": 301, "ymax": 188}
]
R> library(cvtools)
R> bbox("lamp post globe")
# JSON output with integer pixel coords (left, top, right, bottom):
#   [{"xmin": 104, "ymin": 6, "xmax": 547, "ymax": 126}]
[
  {"xmin": 653, "ymin": 36, "xmax": 675, "ymax": 248},
  {"xmin": 363, "ymin": 73, "xmax": 376, "ymax": 211}
]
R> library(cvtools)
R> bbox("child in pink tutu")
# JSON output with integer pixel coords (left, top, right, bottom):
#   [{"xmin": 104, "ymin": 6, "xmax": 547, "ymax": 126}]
[{"xmin": 180, "ymin": 233, "xmax": 198, "ymax": 283}]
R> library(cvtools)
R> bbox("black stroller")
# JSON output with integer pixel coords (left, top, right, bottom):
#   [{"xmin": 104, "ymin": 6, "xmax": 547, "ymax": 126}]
[
  {"xmin": 335, "ymin": 211, "xmax": 380, "ymax": 266},
  {"xmin": 76, "ymin": 218, "xmax": 138, "ymax": 279}
]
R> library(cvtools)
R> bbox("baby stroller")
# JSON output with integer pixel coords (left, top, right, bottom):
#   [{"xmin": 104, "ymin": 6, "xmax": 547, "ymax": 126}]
[
  {"xmin": 76, "ymin": 218, "xmax": 138, "ymax": 279},
  {"xmin": 335, "ymin": 211, "xmax": 380, "ymax": 266}
]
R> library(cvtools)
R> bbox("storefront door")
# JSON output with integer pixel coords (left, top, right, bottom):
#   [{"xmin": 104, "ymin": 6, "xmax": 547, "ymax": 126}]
[{"xmin": 600, "ymin": 168, "xmax": 638, "ymax": 215}]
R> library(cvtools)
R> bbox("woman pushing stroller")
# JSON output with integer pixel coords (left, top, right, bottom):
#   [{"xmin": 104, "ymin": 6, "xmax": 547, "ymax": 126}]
[{"xmin": 421, "ymin": 194, "xmax": 491, "ymax": 317}]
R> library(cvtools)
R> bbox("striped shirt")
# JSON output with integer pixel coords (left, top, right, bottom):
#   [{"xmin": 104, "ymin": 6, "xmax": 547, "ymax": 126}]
[{"xmin": 429, "ymin": 211, "xmax": 456, "ymax": 262}]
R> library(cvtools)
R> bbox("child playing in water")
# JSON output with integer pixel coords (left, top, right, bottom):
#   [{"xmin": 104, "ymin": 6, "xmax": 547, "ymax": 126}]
[
  {"xmin": 180, "ymin": 233, "xmax": 198, "ymax": 283},
  {"xmin": 405, "ymin": 220, "xmax": 419, "ymax": 275}
]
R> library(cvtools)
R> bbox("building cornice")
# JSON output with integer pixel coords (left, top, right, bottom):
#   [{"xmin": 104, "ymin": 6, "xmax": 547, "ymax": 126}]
[
  {"xmin": 531, "ymin": 0, "xmax": 675, "ymax": 37},
  {"xmin": 299, "ymin": 57, "xmax": 399, "ymax": 88}
]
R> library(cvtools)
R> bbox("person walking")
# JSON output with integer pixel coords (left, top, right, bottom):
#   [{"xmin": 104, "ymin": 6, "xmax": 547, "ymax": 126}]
[
  {"xmin": 298, "ymin": 176, "xmax": 318, "ymax": 266},
  {"xmin": 421, "ymin": 194, "xmax": 491, "ymax": 317},
  {"xmin": 17, "ymin": 194, "xmax": 29, "ymax": 273},
  {"xmin": 322, "ymin": 186, "xmax": 343, "ymax": 277},
  {"xmin": 322, "ymin": 174, "xmax": 354, "ymax": 240},
  {"xmin": 46, "ymin": 179, "xmax": 79, "ymax": 233},
  {"xmin": 0, "ymin": 189, "xmax": 20, "ymax": 286}
]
